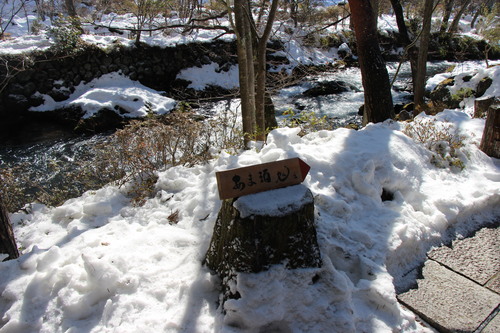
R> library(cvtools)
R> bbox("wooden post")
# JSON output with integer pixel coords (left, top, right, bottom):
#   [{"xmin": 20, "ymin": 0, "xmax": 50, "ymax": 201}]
[
  {"xmin": 0, "ymin": 193, "xmax": 19, "ymax": 261},
  {"xmin": 204, "ymin": 184, "xmax": 321, "ymax": 302},
  {"xmin": 479, "ymin": 103, "xmax": 500, "ymax": 158}
]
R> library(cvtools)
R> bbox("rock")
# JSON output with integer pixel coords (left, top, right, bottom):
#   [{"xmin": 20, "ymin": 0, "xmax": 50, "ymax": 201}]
[
  {"xmin": 48, "ymin": 88, "xmax": 72, "ymax": 102},
  {"xmin": 74, "ymin": 108, "xmax": 125, "ymax": 133},
  {"xmin": 5, "ymin": 94, "xmax": 29, "ymax": 110},
  {"xmin": 396, "ymin": 110, "xmax": 412, "ymax": 121},
  {"xmin": 430, "ymin": 77, "xmax": 460, "ymax": 109},
  {"xmin": 8, "ymin": 83, "xmax": 25, "ymax": 95},
  {"xmin": 476, "ymin": 76, "xmax": 493, "ymax": 98},
  {"xmin": 303, "ymin": 80, "xmax": 354, "ymax": 97}
]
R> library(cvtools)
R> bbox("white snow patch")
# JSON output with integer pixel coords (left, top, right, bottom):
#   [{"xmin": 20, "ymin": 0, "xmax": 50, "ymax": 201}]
[
  {"xmin": 30, "ymin": 72, "xmax": 176, "ymax": 118},
  {"xmin": 177, "ymin": 62, "xmax": 239, "ymax": 90}
]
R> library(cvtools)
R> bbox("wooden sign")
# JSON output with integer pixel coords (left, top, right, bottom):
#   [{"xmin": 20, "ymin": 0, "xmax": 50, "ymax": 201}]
[{"xmin": 216, "ymin": 157, "xmax": 311, "ymax": 200}]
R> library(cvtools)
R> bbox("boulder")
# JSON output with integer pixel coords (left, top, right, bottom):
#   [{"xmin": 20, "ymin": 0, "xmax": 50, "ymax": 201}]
[
  {"xmin": 303, "ymin": 80, "xmax": 356, "ymax": 97},
  {"xmin": 475, "ymin": 76, "xmax": 493, "ymax": 98}
]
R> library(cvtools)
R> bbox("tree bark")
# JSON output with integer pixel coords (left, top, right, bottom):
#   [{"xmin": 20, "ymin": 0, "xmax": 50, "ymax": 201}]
[
  {"xmin": 413, "ymin": 0, "xmax": 434, "ymax": 112},
  {"xmin": 479, "ymin": 103, "xmax": 500, "ymax": 158},
  {"xmin": 348, "ymin": 0, "xmax": 394, "ymax": 125},
  {"xmin": 265, "ymin": 92, "xmax": 278, "ymax": 129},
  {"xmin": 390, "ymin": 0, "xmax": 418, "ymax": 85},
  {"xmin": 204, "ymin": 185, "xmax": 321, "ymax": 301},
  {"xmin": 449, "ymin": 0, "xmax": 472, "ymax": 33},
  {"xmin": 234, "ymin": 0, "xmax": 256, "ymax": 147},
  {"xmin": 474, "ymin": 96, "xmax": 496, "ymax": 118},
  {"xmin": 440, "ymin": 0, "xmax": 455, "ymax": 34},
  {"xmin": 0, "ymin": 193, "xmax": 19, "ymax": 261},
  {"xmin": 254, "ymin": 0, "xmax": 279, "ymax": 141},
  {"xmin": 65, "ymin": 0, "xmax": 77, "ymax": 17}
]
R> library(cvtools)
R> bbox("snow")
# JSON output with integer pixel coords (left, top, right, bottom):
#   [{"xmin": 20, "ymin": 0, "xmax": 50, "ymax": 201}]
[
  {"xmin": 234, "ymin": 183, "xmax": 313, "ymax": 218},
  {"xmin": 2, "ymin": 107, "xmax": 499, "ymax": 332},
  {"xmin": 177, "ymin": 62, "xmax": 239, "ymax": 91},
  {"xmin": 2, "ymin": 3, "xmax": 500, "ymax": 332},
  {"xmin": 30, "ymin": 72, "xmax": 177, "ymax": 118}
]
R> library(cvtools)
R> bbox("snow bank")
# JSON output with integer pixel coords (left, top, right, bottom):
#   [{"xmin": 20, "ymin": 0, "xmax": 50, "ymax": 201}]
[
  {"xmin": 30, "ymin": 72, "xmax": 177, "ymax": 118},
  {"xmin": 2, "ymin": 111, "xmax": 499, "ymax": 332},
  {"xmin": 176, "ymin": 62, "xmax": 239, "ymax": 91},
  {"xmin": 426, "ymin": 61, "xmax": 500, "ymax": 116}
]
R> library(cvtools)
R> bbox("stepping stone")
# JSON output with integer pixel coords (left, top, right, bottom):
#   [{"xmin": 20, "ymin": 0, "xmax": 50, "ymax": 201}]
[
  {"xmin": 486, "ymin": 272, "xmax": 500, "ymax": 294},
  {"xmin": 397, "ymin": 260, "xmax": 500, "ymax": 332},
  {"xmin": 482, "ymin": 310, "xmax": 500, "ymax": 333},
  {"xmin": 428, "ymin": 227, "xmax": 500, "ymax": 286}
]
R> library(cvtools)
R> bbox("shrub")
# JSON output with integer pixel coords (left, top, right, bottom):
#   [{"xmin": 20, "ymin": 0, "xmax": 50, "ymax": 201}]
[
  {"xmin": 403, "ymin": 117, "xmax": 468, "ymax": 171},
  {"xmin": 0, "ymin": 106, "xmax": 248, "ymax": 211},
  {"xmin": 48, "ymin": 15, "xmax": 84, "ymax": 55},
  {"xmin": 281, "ymin": 109, "xmax": 334, "ymax": 136}
]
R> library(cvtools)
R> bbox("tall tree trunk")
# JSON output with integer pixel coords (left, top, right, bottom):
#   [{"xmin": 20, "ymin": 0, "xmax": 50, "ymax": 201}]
[
  {"xmin": 348, "ymin": 0, "xmax": 394, "ymax": 124},
  {"xmin": 449, "ymin": 0, "xmax": 472, "ymax": 33},
  {"xmin": 254, "ymin": 0, "xmax": 279, "ymax": 141},
  {"xmin": 65, "ymin": 0, "xmax": 77, "ymax": 17},
  {"xmin": 370, "ymin": 0, "xmax": 379, "ymax": 24},
  {"xmin": 470, "ymin": 0, "xmax": 494, "ymax": 29},
  {"xmin": 234, "ymin": 0, "xmax": 256, "ymax": 147},
  {"xmin": 0, "ymin": 194, "xmax": 19, "ymax": 261},
  {"xmin": 390, "ymin": 0, "xmax": 418, "ymax": 86},
  {"xmin": 414, "ymin": 0, "xmax": 434, "ymax": 112},
  {"xmin": 440, "ymin": 0, "xmax": 455, "ymax": 34}
]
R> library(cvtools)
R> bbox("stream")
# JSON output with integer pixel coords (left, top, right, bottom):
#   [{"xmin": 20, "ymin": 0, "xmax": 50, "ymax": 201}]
[{"xmin": 0, "ymin": 61, "xmax": 457, "ymax": 208}]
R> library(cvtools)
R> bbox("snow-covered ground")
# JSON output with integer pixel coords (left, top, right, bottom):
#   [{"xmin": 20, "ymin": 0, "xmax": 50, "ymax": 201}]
[
  {"xmin": 1, "ymin": 106, "xmax": 499, "ymax": 333},
  {"xmin": 1, "ymin": 2, "xmax": 500, "ymax": 333},
  {"xmin": 1, "ymin": 62, "xmax": 500, "ymax": 332}
]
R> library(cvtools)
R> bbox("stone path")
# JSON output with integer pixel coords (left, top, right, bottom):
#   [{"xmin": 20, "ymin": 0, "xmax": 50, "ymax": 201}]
[{"xmin": 397, "ymin": 226, "xmax": 500, "ymax": 333}]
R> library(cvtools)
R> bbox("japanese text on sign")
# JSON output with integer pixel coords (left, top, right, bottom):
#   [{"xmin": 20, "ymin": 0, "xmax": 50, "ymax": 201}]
[{"xmin": 215, "ymin": 158, "xmax": 310, "ymax": 200}]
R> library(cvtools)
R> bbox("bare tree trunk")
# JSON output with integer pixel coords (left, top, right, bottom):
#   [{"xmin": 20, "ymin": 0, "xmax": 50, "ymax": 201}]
[
  {"xmin": 449, "ymin": 0, "xmax": 472, "ymax": 33},
  {"xmin": 414, "ymin": 0, "xmax": 434, "ymax": 112},
  {"xmin": 470, "ymin": 0, "xmax": 495, "ymax": 29},
  {"xmin": 348, "ymin": 0, "xmax": 394, "ymax": 124},
  {"xmin": 234, "ymin": 0, "xmax": 256, "ymax": 147},
  {"xmin": 440, "ymin": 0, "xmax": 455, "ymax": 34},
  {"xmin": 390, "ymin": 0, "xmax": 418, "ymax": 85},
  {"xmin": 35, "ymin": 0, "xmax": 46, "ymax": 21},
  {"xmin": 0, "ymin": 193, "xmax": 19, "ymax": 262},
  {"xmin": 370, "ymin": 0, "xmax": 379, "ymax": 23},
  {"xmin": 65, "ymin": 0, "xmax": 77, "ymax": 17},
  {"xmin": 254, "ymin": 0, "xmax": 279, "ymax": 141}
]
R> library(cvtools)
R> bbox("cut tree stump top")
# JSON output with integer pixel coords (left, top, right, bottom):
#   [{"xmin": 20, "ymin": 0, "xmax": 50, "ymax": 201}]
[{"xmin": 233, "ymin": 183, "xmax": 314, "ymax": 218}]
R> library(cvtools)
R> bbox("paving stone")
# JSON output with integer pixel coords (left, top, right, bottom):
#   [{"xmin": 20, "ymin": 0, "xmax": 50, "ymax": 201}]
[
  {"xmin": 397, "ymin": 260, "xmax": 500, "ymax": 332},
  {"xmin": 428, "ymin": 227, "xmax": 500, "ymax": 285},
  {"xmin": 486, "ymin": 272, "xmax": 500, "ymax": 294},
  {"xmin": 482, "ymin": 310, "xmax": 500, "ymax": 333}
]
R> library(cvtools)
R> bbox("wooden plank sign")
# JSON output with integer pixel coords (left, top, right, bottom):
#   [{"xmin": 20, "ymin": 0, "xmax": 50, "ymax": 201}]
[{"xmin": 216, "ymin": 157, "xmax": 311, "ymax": 200}]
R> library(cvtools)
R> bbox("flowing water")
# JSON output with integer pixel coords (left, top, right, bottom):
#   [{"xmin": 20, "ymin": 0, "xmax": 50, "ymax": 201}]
[{"xmin": 0, "ymin": 61, "xmax": 459, "ymax": 209}]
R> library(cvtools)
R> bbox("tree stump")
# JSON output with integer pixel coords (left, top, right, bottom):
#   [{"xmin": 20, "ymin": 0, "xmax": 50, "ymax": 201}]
[
  {"xmin": 0, "ymin": 193, "xmax": 19, "ymax": 261},
  {"xmin": 204, "ymin": 184, "xmax": 321, "ymax": 301},
  {"xmin": 479, "ymin": 103, "xmax": 500, "ymax": 158},
  {"xmin": 473, "ymin": 96, "xmax": 496, "ymax": 118}
]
